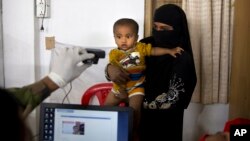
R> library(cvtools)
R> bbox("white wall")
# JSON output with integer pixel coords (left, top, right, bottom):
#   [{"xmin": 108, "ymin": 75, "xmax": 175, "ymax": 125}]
[
  {"xmin": 2, "ymin": 0, "xmax": 228, "ymax": 141},
  {"xmin": 3, "ymin": 0, "xmax": 35, "ymax": 87}
]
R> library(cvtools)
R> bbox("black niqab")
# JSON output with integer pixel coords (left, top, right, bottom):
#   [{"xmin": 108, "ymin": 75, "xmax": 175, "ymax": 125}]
[
  {"xmin": 139, "ymin": 4, "xmax": 197, "ymax": 141},
  {"xmin": 140, "ymin": 4, "xmax": 197, "ymax": 109},
  {"xmin": 153, "ymin": 4, "xmax": 193, "ymax": 57}
]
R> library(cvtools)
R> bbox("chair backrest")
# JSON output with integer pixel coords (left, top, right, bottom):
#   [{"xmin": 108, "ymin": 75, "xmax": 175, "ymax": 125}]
[
  {"xmin": 81, "ymin": 82, "xmax": 113, "ymax": 106},
  {"xmin": 81, "ymin": 83, "xmax": 125, "ymax": 106}
]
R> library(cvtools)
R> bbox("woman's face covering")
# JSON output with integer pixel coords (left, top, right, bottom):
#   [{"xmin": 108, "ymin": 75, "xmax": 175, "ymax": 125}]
[
  {"xmin": 152, "ymin": 22, "xmax": 181, "ymax": 48},
  {"xmin": 152, "ymin": 5, "xmax": 185, "ymax": 48},
  {"xmin": 153, "ymin": 22, "xmax": 173, "ymax": 31}
]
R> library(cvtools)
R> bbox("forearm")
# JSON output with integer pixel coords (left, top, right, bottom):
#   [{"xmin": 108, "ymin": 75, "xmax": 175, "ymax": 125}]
[
  {"xmin": 105, "ymin": 63, "xmax": 112, "ymax": 81},
  {"xmin": 7, "ymin": 76, "xmax": 59, "ymax": 118},
  {"xmin": 151, "ymin": 47, "xmax": 171, "ymax": 56},
  {"xmin": 42, "ymin": 76, "xmax": 60, "ymax": 92},
  {"xmin": 105, "ymin": 63, "xmax": 130, "ymax": 84}
]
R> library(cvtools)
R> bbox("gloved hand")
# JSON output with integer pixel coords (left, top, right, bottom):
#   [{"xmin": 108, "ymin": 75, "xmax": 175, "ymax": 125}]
[{"xmin": 48, "ymin": 45, "xmax": 94, "ymax": 87}]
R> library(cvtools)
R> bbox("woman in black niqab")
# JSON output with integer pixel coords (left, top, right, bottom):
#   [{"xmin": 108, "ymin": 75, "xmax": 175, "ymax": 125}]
[{"xmin": 139, "ymin": 4, "xmax": 197, "ymax": 141}]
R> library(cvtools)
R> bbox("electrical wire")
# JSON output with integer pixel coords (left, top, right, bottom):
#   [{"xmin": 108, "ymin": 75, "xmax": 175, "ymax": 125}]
[
  {"xmin": 61, "ymin": 82, "xmax": 72, "ymax": 104},
  {"xmin": 40, "ymin": 0, "xmax": 47, "ymax": 31}
]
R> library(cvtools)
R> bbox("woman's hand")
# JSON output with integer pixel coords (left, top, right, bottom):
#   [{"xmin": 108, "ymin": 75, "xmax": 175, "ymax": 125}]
[
  {"xmin": 107, "ymin": 64, "xmax": 130, "ymax": 85},
  {"xmin": 169, "ymin": 47, "xmax": 184, "ymax": 58}
]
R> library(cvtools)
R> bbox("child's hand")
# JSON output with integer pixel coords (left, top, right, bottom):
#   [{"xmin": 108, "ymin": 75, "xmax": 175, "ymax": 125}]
[{"xmin": 169, "ymin": 47, "xmax": 184, "ymax": 58}]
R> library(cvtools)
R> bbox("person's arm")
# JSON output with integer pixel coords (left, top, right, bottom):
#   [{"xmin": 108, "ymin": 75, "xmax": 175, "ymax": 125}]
[
  {"xmin": 8, "ymin": 77, "xmax": 58, "ymax": 118},
  {"xmin": 42, "ymin": 76, "xmax": 59, "ymax": 92},
  {"xmin": 151, "ymin": 47, "xmax": 183, "ymax": 58},
  {"xmin": 8, "ymin": 46, "xmax": 94, "ymax": 118},
  {"xmin": 105, "ymin": 50, "xmax": 130, "ymax": 85}
]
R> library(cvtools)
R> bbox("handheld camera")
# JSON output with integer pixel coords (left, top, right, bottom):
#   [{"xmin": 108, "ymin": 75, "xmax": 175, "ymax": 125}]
[{"xmin": 82, "ymin": 48, "xmax": 105, "ymax": 64}]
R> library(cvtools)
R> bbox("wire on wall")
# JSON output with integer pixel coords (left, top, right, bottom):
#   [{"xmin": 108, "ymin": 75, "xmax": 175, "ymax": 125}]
[{"xmin": 40, "ymin": 0, "xmax": 47, "ymax": 31}]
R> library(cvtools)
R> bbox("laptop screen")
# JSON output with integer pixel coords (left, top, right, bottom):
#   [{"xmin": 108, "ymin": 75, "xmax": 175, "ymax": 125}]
[{"xmin": 39, "ymin": 103, "xmax": 133, "ymax": 141}]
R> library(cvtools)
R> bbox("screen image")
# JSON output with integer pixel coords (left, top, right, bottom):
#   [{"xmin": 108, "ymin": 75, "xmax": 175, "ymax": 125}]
[
  {"xmin": 61, "ymin": 121, "xmax": 85, "ymax": 135},
  {"xmin": 39, "ymin": 103, "xmax": 133, "ymax": 141}
]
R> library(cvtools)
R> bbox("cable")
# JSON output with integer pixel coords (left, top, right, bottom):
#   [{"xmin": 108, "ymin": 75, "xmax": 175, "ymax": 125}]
[
  {"xmin": 40, "ymin": 0, "xmax": 47, "ymax": 31},
  {"xmin": 62, "ymin": 82, "xmax": 72, "ymax": 104}
]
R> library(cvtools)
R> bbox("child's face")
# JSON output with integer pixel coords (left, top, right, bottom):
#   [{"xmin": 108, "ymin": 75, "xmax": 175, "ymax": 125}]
[{"xmin": 114, "ymin": 25, "xmax": 138, "ymax": 51}]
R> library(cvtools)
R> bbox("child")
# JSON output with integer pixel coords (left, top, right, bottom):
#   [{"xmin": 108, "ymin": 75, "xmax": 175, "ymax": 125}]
[{"xmin": 104, "ymin": 18, "xmax": 183, "ymax": 141}]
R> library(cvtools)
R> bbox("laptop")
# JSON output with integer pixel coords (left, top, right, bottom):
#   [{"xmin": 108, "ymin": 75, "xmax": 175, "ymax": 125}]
[{"xmin": 39, "ymin": 103, "xmax": 133, "ymax": 141}]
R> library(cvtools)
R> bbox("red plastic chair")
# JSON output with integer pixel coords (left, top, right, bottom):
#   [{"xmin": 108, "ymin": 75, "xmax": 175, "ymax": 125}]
[{"xmin": 81, "ymin": 82, "xmax": 125, "ymax": 106}]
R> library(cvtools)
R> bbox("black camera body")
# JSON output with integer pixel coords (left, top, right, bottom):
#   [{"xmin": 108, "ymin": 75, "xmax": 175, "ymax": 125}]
[{"xmin": 82, "ymin": 48, "xmax": 105, "ymax": 64}]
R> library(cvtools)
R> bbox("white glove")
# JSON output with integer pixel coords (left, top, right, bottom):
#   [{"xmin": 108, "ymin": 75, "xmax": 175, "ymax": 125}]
[{"xmin": 48, "ymin": 45, "xmax": 94, "ymax": 87}]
